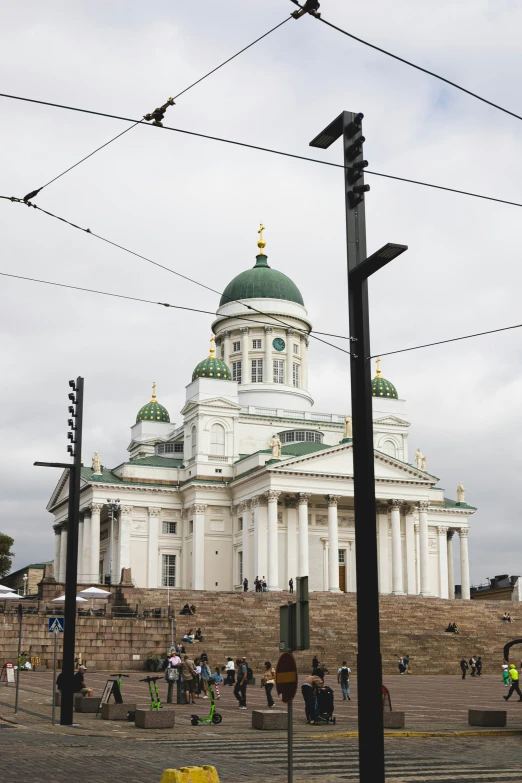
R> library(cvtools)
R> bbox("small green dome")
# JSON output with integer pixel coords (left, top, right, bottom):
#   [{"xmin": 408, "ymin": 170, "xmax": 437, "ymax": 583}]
[
  {"xmin": 371, "ymin": 358, "xmax": 398, "ymax": 399},
  {"xmin": 192, "ymin": 337, "xmax": 232, "ymax": 381},
  {"xmin": 136, "ymin": 383, "xmax": 170, "ymax": 423},
  {"xmin": 219, "ymin": 254, "xmax": 304, "ymax": 307}
]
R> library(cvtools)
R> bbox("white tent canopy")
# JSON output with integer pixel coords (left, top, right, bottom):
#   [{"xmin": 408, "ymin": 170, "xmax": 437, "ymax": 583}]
[
  {"xmin": 52, "ymin": 594, "xmax": 88, "ymax": 603},
  {"xmin": 2, "ymin": 592, "xmax": 24, "ymax": 600},
  {"xmin": 78, "ymin": 586, "xmax": 110, "ymax": 598},
  {"xmin": 0, "ymin": 585, "xmax": 14, "ymax": 592}
]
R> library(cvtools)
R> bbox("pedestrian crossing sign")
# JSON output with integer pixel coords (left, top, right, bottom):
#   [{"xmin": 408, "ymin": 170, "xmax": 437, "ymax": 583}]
[{"xmin": 48, "ymin": 617, "xmax": 65, "ymax": 633}]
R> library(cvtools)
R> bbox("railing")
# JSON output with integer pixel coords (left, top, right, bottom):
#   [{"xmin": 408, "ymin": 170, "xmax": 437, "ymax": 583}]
[{"xmin": 240, "ymin": 405, "xmax": 346, "ymax": 423}]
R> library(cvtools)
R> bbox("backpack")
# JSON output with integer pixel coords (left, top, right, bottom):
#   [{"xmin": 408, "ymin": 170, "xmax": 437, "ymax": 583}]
[
  {"xmin": 247, "ymin": 666, "xmax": 253, "ymax": 680},
  {"xmin": 341, "ymin": 667, "xmax": 350, "ymax": 682}
]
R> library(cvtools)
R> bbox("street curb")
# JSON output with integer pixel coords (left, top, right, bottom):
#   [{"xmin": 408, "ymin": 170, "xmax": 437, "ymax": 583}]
[{"xmin": 312, "ymin": 729, "xmax": 522, "ymax": 739}]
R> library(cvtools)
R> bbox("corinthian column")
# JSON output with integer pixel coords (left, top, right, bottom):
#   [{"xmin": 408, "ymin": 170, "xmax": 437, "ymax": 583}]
[
  {"xmin": 264, "ymin": 327, "xmax": 273, "ymax": 384},
  {"xmin": 447, "ymin": 530, "xmax": 455, "ymax": 599},
  {"xmin": 285, "ymin": 329, "xmax": 294, "ymax": 386},
  {"xmin": 82, "ymin": 508, "xmax": 91, "ymax": 584},
  {"xmin": 417, "ymin": 501, "xmax": 431, "ymax": 596},
  {"xmin": 118, "ymin": 506, "xmax": 133, "ymax": 580},
  {"xmin": 191, "ymin": 504, "xmax": 207, "ymax": 590},
  {"xmin": 285, "ymin": 497, "xmax": 298, "ymax": 585},
  {"xmin": 459, "ymin": 527, "xmax": 471, "ymax": 600},
  {"xmin": 77, "ymin": 516, "xmax": 84, "ymax": 583},
  {"xmin": 90, "ymin": 502, "xmax": 103, "ymax": 584},
  {"xmin": 404, "ymin": 505, "xmax": 416, "ymax": 594},
  {"xmin": 297, "ymin": 493, "xmax": 311, "ymax": 577},
  {"xmin": 326, "ymin": 495, "xmax": 341, "ymax": 592},
  {"xmin": 147, "ymin": 507, "xmax": 160, "ymax": 588},
  {"xmin": 376, "ymin": 503, "xmax": 389, "ymax": 594},
  {"xmin": 53, "ymin": 525, "xmax": 61, "ymax": 582},
  {"xmin": 390, "ymin": 500, "xmax": 405, "ymax": 595},
  {"xmin": 266, "ymin": 491, "xmax": 281, "ymax": 590},
  {"xmin": 437, "ymin": 525, "xmax": 449, "ymax": 599},
  {"xmin": 59, "ymin": 524, "xmax": 67, "ymax": 583}
]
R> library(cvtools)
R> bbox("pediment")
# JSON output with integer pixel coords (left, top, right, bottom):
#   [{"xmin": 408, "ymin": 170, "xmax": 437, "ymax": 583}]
[
  {"xmin": 373, "ymin": 415, "xmax": 410, "ymax": 427},
  {"xmin": 270, "ymin": 443, "xmax": 437, "ymax": 484},
  {"xmin": 47, "ymin": 469, "xmax": 71, "ymax": 510},
  {"xmin": 181, "ymin": 397, "xmax": 242, "ymax": 416}
]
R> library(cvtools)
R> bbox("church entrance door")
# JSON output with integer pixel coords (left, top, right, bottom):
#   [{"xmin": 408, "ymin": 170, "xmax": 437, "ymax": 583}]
[{"xmin": 339, "ymin": 565, "xmax": 346, "ymax": 592}]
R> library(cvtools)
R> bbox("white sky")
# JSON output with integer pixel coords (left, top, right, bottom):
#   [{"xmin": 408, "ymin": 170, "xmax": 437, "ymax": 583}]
[{"xmin": 1, "ymin": 0, "xmax": 521, "ymax": 584}]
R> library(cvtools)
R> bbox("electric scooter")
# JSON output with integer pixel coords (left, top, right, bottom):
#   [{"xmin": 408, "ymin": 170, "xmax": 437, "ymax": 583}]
[
  {"xmin": 111, "ymin": 672, "xmax": 129, "ymax": 696},
  {"xmin": 139, "ymin": 675, "xmax": 163, "ymax": 710},
  {"xmin": 190, "ymin": 678, "xmax": 222, "ymax": 726}
]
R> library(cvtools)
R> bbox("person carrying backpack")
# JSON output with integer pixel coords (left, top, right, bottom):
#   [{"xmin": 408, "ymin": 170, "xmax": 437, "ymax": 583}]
[{"xmin": 337, "ymin": 661, "xmax": 351, "ymax": 701}]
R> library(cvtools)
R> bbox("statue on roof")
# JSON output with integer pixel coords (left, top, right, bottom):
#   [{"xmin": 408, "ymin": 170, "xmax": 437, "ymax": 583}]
[
  {"xmin": 457, "ymin": 482, "xmax": 466, "ymax": 504},
  {"xmin": 270, "ymin": 433, "xmax": 282, "ymax": 459},
  {"xmin": 344, "ymin": 416, "xmax": 353, "ymax": 439},
  {"xmin": 414, "ymin": 448, "xmax": 426, "ymax": 471},
  {"xmin": 92, "ymin": 452, "xmax": 102, "ymax": 475}
]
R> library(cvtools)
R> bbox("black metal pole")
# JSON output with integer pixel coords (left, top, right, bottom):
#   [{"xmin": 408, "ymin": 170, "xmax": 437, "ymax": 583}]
[{"xmin": 60, "ymin": 376, "xmax": 84, "ymax": 725}]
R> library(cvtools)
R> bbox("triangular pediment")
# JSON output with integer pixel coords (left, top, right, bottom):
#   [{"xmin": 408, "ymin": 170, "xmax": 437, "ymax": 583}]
[
  {"xmin": 181, "ymin": 396, "xmax": 242, "ymax": 416},
  {"xmin": 270, "ymin": 443, "xmax": 437, "ymax": 484},
  {"xmin": 373, "ymin": 415, "xmax": 410, "ymax": 427}
]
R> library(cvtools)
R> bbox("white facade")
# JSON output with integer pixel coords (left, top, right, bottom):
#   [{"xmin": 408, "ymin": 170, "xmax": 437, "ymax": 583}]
[{"xmin": 47, "ymin": 244, "xmax": 475, "ymax": 597}]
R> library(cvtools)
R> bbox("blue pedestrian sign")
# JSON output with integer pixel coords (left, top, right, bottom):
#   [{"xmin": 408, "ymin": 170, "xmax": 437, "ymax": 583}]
[{"xmin": 48, "ymin": 617, "xmax": 64, "ymax": 633}]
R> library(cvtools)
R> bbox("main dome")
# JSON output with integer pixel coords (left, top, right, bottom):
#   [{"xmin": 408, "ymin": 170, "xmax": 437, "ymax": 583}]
[
  {"xmin": 219, "ymin": 254, "xmax": 304, "ymax": 307},
  {"xmin": 136, "ymin": 383, "xmax": 170, "ymax": 423}
]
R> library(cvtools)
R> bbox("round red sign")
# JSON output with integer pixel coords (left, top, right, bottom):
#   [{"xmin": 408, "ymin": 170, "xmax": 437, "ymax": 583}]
[{"xmin": 276, "ymin": 652, "xmax": 298, "ymax": 704}]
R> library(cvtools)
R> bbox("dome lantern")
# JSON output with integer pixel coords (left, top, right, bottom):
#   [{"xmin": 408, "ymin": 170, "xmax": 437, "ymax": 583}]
[
  {"xmin": 136, "ymin": 382, "xmax": 170, "ymax": 423},
  {"xmin": 371, "ymin": 357, "xmax": 398, "ymax": 400}
]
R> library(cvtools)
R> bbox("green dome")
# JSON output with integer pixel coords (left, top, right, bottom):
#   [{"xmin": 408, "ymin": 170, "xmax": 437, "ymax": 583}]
[
  {"xmin": 371, "ymin": 359, "xmax": 398, "ymax": 400},
  {"xmin": 219, "ymin": 254, "xmax": 304, "ymax": 307},
  {"xmin": 192, "ymin": 337, "xmax": 232, "ymax": 381},
  {"xmin": 136, "ymin": 384, "xmax": 170, "ymax": 423}
]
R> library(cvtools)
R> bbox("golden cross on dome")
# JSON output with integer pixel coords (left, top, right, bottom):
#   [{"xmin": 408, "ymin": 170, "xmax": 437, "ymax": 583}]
[
  {"xmin": 209, "ymin": 335, "xmax": 216, "ymax": 358},
  {"xmin": 257, "ymin": 222, "xmax": 266, "ymax": 253},
  {"xmin": 376, "ymin": 357, "xmax": 382, "ymax": 377},
  {"xmin": 151, "ymin": 381, "xmax": 157, "ymax": 402}
]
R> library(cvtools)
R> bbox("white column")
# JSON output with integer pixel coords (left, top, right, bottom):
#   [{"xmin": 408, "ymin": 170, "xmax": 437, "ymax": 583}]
[
  {"xmin": 191, "ymin": 504, "xmax": 207, "ymax": 590},
  {"xmin": 58, "ymin": 526, "xmax": 67, "ymax": 583},
  {"xmin": 118, "ymin": 505, "xmax": 132, "ymax": 580},
  {"xmin": 437, "ymin": 525, "xmax": 449, "ymax": 599},
  {"xmin": 414, "ymin": 522, "xmax": 420, "ymax": 594},
  {"xmin": 147, "ymin": 507, "xmax": 160, "ymax": 588},
  {"xmin": 300, "ymin": 335, "xmax": 309, "ymax": 391},
  {"xmin": 327, "ymin": 495, "xmax": 341, "ymax": 592},
  {"xmin": 376, "ymin": 504, "xmax": 389, "ymax": 594},
  {"xmin": 222, "ymin": 330, "xmax": 230, "ymax": 368},
  {"xmin": 53, "ymin": 526, "xmax": 61, "ymax": 582},
  {"xmin": 405, "ymin": 505, "xmax": 416, "ymax": 594},
  {"xmin": 240, "ymin": 327, "xmax": 249, "ymax": 382},
  {"xmin": 285, "ymin": 498, "xmax": 298, "ymax": 586},
  {"xmin": 252, "ymin": 495, "xmax": 268, "ymax": 580},
  {"xmin": 447, "ymin": 530, "xmax": 455, "ymax": 599},
  {"xmin": 297, "ymin": 493, "xmax": 311, "ymax": 577},
  {"xmin": 77, "ymin": 518, "xmax": 84, "ymax": 583},
  {"xmin": 240, "ymin": 502, "xmax": 251, "ymax": 585},
  {"xmin": 459, "ymin": 527, "xmax": 470, "ymax": 600},
  {"xmin": 82, "ymin": 510, "xmax": 91, "ymax": 584},
  {"xmin": 90, "ymin": 503, "xmax": 102, "ymax": 584},
  {"xmin": 417, "ymin": 501, "xmax": 431, "ymax": 596},
  {"xmin": 390, "ymin": 499, "xmax": 405, "ymax": 595},
  {"xmin": 267, "ymin": 491, "xmax": 281, "ymax": 590},
  {"xmin": 264, "ymin": 326, "xmax": 273, "ymax": 384},
  {"xmin": 286, "ymin": 329, "xmax": 294, "ymax": 386}
]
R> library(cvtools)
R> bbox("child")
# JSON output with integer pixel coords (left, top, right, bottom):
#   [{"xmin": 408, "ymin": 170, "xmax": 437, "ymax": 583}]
[{"xmin": 213, "ymin": 667, "xmax": 223, "ymax": 699}]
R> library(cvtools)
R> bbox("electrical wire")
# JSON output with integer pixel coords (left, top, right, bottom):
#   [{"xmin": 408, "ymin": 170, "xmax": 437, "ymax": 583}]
[
  {"xmin": 1, "ymin": 195, "xmax": 353, "ymax": 356},
  {"xmin": 372, "ymin": 321, "xmax": 522, "ymax": 358},
  {"xmin": 2, "ymin": 92, "xmax": 521, "ymax": 210},
  {"xmin": 21, "ymin": 17, "xmax": 291, "ymax": 199}
]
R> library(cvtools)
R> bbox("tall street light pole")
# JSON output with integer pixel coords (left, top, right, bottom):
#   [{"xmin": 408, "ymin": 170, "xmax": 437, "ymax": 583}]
[{"xmin": 310, "ymin": 112, "xmax": 407, "ymax": 783}]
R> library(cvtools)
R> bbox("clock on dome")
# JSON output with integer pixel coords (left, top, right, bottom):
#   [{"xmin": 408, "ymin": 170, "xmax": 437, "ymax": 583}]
[{"xmin": 273, "ymin": 337, "xmax": 286, "ymax": 352}]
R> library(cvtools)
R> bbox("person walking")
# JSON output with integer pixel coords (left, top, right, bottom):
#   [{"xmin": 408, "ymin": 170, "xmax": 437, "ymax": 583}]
[
  {"xmin": 398, "ymin": 657, "xmax": 406, "ymax": 674},
  {"xmin": 262, "ymin": 661, "xmax": 276, "ymax": 707},
  {"xmin": 301, "ymin": 674, "xmax": 323, "ymax": 725},
  {"xmin": 262, "ymin": 577, "xmax": 267, "ymax": 592},
  {"xmin": 201, "ymin": 659, "xmax": 211, "ymax": 697},
  {"xmin": 181, "ymin": 655, "xmax": 197, "ymax": 705},
  {"xmin": 225, "ymin": 657, "xmax": 235, "ymax": 686},
  {"xmin": 243, "ymin": 577, "xmax": 248, "ymax": 592},
  {"xmin": 460, "ymin": 659, "xmax": 468, "ymax": 679},
  {"xmin": 254, "ymin": 576, "xmax": 260, "ymax": 593},
  {"xmin": 469, "ymin": 656, "xmax": 476, "ymax": 677},
  {"xmin": 476, "ymin": 656, "xmax": 483, "ymax": 677},
  {"xmin": 504, "ymin": 664, "xmax": 522, "ymax": 701},
  {"xmin": 234, "ymin": 658, "xmax": 248, "ymax": 709},
  {"xmin": 337, "ymin": 661, "xmax": 351, "ymax": 701},
  {"xmin": 289, "ymin": 578, "xmax": 294, "ymax": 594},
  {"xmin": 403, "ymin": 654, "xmax": 410, "ymax": 673}
]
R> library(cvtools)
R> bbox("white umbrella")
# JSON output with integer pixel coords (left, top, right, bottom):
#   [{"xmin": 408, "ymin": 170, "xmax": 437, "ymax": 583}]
[
  {"xmin": 78, "ymin": 585, "xmax": 111, "ymax": 611},
  {"xmin": 0, "ymin": 584, "xmax": 14, "ymax": 592},
  {"xmin": 52, "ymin": 594, "xmax": 88, "ymax": 603},
  {"xmin": 2, "ymin": 592, "xmax": 24, "ymax": 600}
]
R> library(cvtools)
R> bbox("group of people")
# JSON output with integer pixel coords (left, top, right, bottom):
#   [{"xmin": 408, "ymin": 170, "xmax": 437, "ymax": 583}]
[
  {"xmin": 241, "ymin": 577, "xmax": 295, "ymax": 593},
  {"xmin": 180, "ymin": 603, "xmax": 197, "ymax": 616},
  {"xmin": 460, "ymin": 656, "xmax": 483, "ymax": 678},
  {"xmin": 503, "ymin": 612, "xmax": 513, "ymax": 623},
  {"xmin": 182, "ymin": 628, "xmax": 203, "ymax": 644},
  {"xmin": 445, "ymin": 622, "xmax": 459, "ymax": 633},
  {"xmin": 398, "ymin": 655, "xmax": 410, "ymax": 674},
  {"xmin": 168, "ymin": 650, "xmax": 222, "ymax": 704}
]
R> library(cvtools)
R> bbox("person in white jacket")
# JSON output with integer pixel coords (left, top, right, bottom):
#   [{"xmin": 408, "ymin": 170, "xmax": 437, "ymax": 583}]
[{"xmin": 225, "ymin": 657, "xmax": 236, "ymax": 686}]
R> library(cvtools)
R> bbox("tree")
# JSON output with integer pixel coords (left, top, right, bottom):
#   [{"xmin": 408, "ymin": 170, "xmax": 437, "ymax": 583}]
[{"xmin": 0, "ymin": 533, "xmax": 15, "ymax": 579}]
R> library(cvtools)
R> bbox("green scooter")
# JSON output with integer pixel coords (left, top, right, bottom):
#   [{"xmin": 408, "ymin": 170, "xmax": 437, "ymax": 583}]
[
  {"xmin": 139, "ymin": 675, "xmax": 163, "ymax": 710},
  {"xmin": 190, "ymin": 678, "xmax": 222, "ymax": 725}
]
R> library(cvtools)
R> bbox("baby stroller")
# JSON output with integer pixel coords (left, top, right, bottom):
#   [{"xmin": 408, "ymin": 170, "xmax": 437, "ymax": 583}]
[{"xmin": 314, "ymin": 685, "xmax": 336, "ymax": 724}]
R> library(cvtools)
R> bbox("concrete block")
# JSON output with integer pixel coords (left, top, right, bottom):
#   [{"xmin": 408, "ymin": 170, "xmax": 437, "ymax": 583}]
[
  {"xmin": 135, "ymin": 708, "xmax": 175, "ymax": 729},
  {"xmin": 383, "ymin": 711, "xmax": 405, "ymax": 729},
  {"xmin": 54, "ymin": 690, "xmax": 61, "ymax": 707},
  {"xmin": 468, "ymin": 709, "xmax": 506, "ymax": 727},
  {"xmin": 101, "ymin": 702, "xmax": 137, "ymax": 721},
  {"xmin": 252, "ymin": 710, "xmax": 287, "ymax": 730},
  {"xmin": 74, "ymin": 696, "xmax": 102, "ymax": 713}
]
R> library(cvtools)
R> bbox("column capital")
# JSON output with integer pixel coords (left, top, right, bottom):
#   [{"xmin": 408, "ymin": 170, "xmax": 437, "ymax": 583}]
[
  {"xmin": 222, "ymin": 329, "xmax": 230, "ymax": 339},
  {"xmin": 120, "ymin": 505, "xmax": 133, "ymax": 515},
  {"xmin": 417, "ymin": 500, "xmax": 430, "ymax": 512},
  {"xmin": 148, "ymin": 507, "xmax": 161, "ymax": 516},
  {"xmin": 437, "ymin": 525, "xmax": 449, "ymax": 535},
  {"xmin": 238, "ymin": 500, "xmax": 250, "ymax": 513},
  {"xmin": 285, "ymin": 497, "xmax": 297, "ymax": 509},
  {"xmin": 325, "ymin": 495, "xmax": 341, "ymax": 507},
  {"xmin": 264, "ymin": 326, "xmax": 273, "ymax": 334},
  {"xmin": 190, "ymin": 504, "xmax": 208, "ymax": 515},
  {"xmin": 389, "ymin": 499, "xmax": 403, "ymax": 509},
  {"xmin": 266, "ymin": 490, "xmax": 281, "ymax": 502},
  {"xmin": 297, "ymin": 493, "xmax": 311, "ymax": 505},
  {"xmin": 91, "ymin": 502, "xmax": 104, "ymax": 513},
  {"xmin": 240, "ymin": 326, "xmax": 249, "ymax": 335},
  {"xmin": 376, "ymin": 502, "xmax": 389, "ymax": 515},
  {"xmin": 404, "ymin": 504, "xmax": 417, "ymax": 516},
  {"xmin": 251, "ymin": 495, "xmax": 267, "ymax": 508},
  {"xmin": 447, "ymin": 529, "xmax": 455, "ymax": 540},
  {"xmin": 458, "ymin": 527, "xmax": 469, "ymax": 538},
  {"xmin": 53, "ymin": 524, "xmax": 62, "ymax": 534},
  {"xmin": 285, "ymin": 328, "xmax": 294, "ymax": 337}
]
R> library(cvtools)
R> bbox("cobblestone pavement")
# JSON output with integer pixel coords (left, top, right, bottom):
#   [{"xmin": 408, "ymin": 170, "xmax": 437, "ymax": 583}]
[{"xmin": 1, "ymin": 673, "xmax": 522, "ymax": 782}]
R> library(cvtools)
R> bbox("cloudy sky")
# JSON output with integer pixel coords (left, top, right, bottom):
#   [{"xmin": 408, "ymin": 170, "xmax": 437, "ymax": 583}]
[{"xmin": 1, "ymin": 0, "xmax": 521, "ymax": 585}]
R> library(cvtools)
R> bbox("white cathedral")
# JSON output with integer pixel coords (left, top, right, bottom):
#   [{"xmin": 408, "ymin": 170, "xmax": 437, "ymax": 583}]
[{"xmin": 48, "ymin": 228, "xmax": 475, "ymax": 599}]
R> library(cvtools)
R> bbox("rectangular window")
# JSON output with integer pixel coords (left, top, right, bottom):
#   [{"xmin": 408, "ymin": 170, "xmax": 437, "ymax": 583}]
[
  {"xmin": 162, "ymin": 554, "xmax": 176, "ymax": 587},
  {"xmin": 232, "ymin": 341, "xmax": 240, "ymax": 352},
  {"xmin": 251, "ymin": 359, "xmax": 263, "ymax": 383},
  {"xmin": 338, "ymin": 549, "xmax": 345, "ymax": 565},
  {"xmin": 293, "ymin": 344, "xmax": 299, "ymax": 355},
  {"xmin": 232, "ymin": 360, "xmax": 242, "ymax": 384},
  {"xmin": 293, "ymin": 362, "xmax": 299, "ymax": 387},
  {"xmin": 273, "ymin": 359, "xmax": 284, "ymax": 384},
  {"xmin": 252, "ymin": 339, "xmax": 262, "ymax": 349},
  {"xmin": 238, "ymin": 551, "xmax": 243, "ymax": 584},
  {"xmin": 162, "ymin": 521, "xmax": 177, "ymax": 535}
]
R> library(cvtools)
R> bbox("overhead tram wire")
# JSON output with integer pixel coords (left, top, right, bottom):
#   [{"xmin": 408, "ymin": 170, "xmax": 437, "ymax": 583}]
[
  {"xmin": 2, "ymin": 94, "xmax": 522, "ymax": 210},
  {"xmin": 0, "ymin": 195, "xmax": 352, "ymax": 357},
  {"xmin": 20, "ymin": 16, "xmax": 291, "ymax": 200}
]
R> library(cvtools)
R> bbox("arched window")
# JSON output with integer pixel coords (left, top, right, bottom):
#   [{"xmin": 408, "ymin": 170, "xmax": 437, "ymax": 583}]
[
  {"xmin": 191, "ymin": 426, "xmax": 197, "ymax": 456},
  {"xmin": 381, "ymin": 440, "xmax": 397, "ymax": 458},
  {"xmin": 210, "ymin": 423, "xmax": 226, "ymax": 456}
]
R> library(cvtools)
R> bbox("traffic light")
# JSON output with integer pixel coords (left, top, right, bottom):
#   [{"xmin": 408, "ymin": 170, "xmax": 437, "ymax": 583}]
[{"xmin": 345, "ymin": 112, "xmax": 369, "ymax": 209}]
